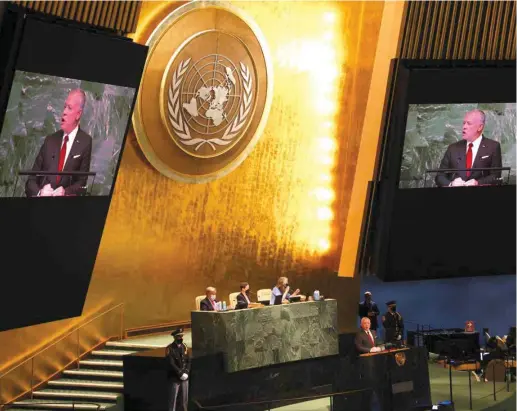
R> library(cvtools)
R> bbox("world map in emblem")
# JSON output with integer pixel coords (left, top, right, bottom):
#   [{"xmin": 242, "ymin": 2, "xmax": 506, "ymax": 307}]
[{"xmin": 166, "ymin": 53, "xmax": 254, "ymax": 156}]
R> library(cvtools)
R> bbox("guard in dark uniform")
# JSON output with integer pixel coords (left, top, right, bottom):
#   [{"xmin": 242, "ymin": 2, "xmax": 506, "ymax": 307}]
[
  {"xmin": 382, "ymin": 300, "xmax": 404, "ymax": 344},
  {"xmin": 166, "ymin": 328, "xmax": 190, "ymax": 411}
]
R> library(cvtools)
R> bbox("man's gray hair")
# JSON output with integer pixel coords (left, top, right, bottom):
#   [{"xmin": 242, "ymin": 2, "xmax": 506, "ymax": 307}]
[
  {"xmin": 69, "ymin": 88, "xmax": 86, "ymax": 110},
  {"xmin": 471, "ymin": 109, "xmax": 486, "ymax": 125}
]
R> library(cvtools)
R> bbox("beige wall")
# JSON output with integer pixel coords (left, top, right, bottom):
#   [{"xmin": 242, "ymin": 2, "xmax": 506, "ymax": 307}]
[{"xmin": 0, "ymin": 1, "xmax": 392, "ymax": 380}]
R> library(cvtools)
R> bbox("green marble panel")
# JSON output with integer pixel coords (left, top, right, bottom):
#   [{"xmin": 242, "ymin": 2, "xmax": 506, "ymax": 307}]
[{"xmin": 191, "ymin": 299, "xmax": 338, "ymax": 372}]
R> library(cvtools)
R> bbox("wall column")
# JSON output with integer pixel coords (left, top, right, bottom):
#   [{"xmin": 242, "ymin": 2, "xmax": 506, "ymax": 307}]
[{"xmin": 338, "ymin": 1, "xmax": 406, "ymax": 277}]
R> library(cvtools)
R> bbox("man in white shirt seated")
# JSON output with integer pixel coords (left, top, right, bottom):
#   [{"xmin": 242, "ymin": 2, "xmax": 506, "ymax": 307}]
[
  {"xmin": 355, "ymin": 317, "xmax": 384, "ymax": 354},
  {"xmin": 270, "ymin": 276, "xmax": 300, "ymax": 305}
]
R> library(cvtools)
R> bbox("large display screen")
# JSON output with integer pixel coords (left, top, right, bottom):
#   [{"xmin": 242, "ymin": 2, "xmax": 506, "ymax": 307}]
[
  {"xmin": 0, "ymin": 9, "xmax": 147, "ymax": 331},
  {"xmin": 400, "ymin": 103, "xmax": 516, "ymax": 188},
  {"xmin": 0, "ymin": 71, "xmax": 136, "ymax": 197},
  {"xmin": 361, "ymin": 60, "xmax": 515, "ymax": 282}
]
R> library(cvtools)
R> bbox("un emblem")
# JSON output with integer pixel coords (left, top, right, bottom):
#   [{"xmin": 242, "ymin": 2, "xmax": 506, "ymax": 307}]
[
  {"xmin": 395, "ymin": 352, "xmax": 406, "ymax": 367},
  {"xmin": 164, "ymin": 43, "xmax": 255, "ymax": 158},
  {"xmin": 133, "ymin": 2, "xmax": 273, "ymax": 182}
]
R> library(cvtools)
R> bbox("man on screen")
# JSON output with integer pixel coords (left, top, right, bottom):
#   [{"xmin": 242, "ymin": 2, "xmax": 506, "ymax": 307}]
[
  {"xmin": 25, "ymin": 89, "xmax": 92, "ymax": 197},
  {"xmin": 435, "ymin": 109, "xmax": 502, "ymax": 187}
]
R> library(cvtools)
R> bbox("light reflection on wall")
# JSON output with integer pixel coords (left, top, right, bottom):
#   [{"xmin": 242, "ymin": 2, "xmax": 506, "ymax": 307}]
[{"xmin": 276, "ymin": 9, "xmax": 345, "ymax": 254}]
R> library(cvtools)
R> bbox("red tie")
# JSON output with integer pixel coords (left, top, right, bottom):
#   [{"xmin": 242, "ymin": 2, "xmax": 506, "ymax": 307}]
[
  {"xmin": 367, "ymin": 331, "xmax": 374, "ymax": 345},
  {"xmin": 466, "ymin": 142, "xmax": 473, "ymax": 178},
  {"xmin": 57, "ymin": 135, "xmax": 69, "ymax": 184}
]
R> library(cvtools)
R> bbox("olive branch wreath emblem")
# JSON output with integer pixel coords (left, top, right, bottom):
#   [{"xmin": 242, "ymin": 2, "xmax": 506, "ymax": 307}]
[{"xmin": 167, "ymin": 58, "xmax": 253, "ymax": 152}]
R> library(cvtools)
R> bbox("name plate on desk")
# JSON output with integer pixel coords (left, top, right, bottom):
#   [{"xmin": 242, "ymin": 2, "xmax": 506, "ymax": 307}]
[{"xmin": 191, "ymin": 299, "xmax": 338, "ymax": 372}]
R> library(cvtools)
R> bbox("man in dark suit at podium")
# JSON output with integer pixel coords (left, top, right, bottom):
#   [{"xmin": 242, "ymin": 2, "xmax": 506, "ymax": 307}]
[
  {"xmin": 25, "ymin": 89, "xmax": 92, "ymax": 197},
  {"xmin": 355, "ymin": 317, "xmax": 383, "ymax": 354},
  {"xmin": 435, "ymin": 109, "xmax": 502, "ymax": 187}
]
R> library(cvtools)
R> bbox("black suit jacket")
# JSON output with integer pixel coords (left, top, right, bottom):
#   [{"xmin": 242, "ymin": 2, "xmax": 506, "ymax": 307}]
[
  {"xmin": 435, "ymin": 136, "xmax": 502, "ymax": 187},
  {"xmin": 235, "ymin": 293, "xmax": 249, "ymax": 310},
  {"xmin": 166, "ymin": 342, "xmax": 191, "ymax": 382},
  {"xmin": 25, "ymin": 128, "xmax": 93, "ymax": 197},
  {"xmin": 200, "ymin": 297, "xmax": 216, "ymax": 311},
  {"xmin": 355, "ymin": 329, "xmax": 377, "ymax": 354},
  {"xmin": 358, "ymin": 301, "xmax": 380, "ymax": 330}
]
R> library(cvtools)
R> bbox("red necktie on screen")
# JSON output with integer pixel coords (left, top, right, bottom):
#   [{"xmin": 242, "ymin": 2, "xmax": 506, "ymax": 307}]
[
  {"xmin": 56, "ymin": 135, "xmax": 69, "ymax": 184},
  {"xmin": 466, "ymin": 142, "xmax": 473, "ymax": 178}
]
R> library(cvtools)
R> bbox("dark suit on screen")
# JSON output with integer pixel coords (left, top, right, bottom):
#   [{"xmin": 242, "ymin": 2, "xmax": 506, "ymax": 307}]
[
  {"xmin": 235, "ymin": 293, "xmax": 250, "ymax": 310},
  {"xmin": 25, "ymin": 128, "xmax": 93, "ymax": 197},
  {"xmin": 435, "ymin": 136, "xmax": 502, "ymax": 187},
  {"xmin": 199, "ymin": 297, "xmax": 216, "ymax": 311},
  {"xmin": 355, "ymin": 329, "xmax": 377, "ymax": 354}
]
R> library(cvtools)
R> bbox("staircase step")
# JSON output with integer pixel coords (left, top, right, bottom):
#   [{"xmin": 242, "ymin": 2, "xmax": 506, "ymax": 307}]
[
  {"xmin": 11, "ymin": 399, "xmax": 116, "ymax": 410},
  {"xmin": 63, "ymin": 369, "xmax": 123, "ymax": 379},
  {"xmin": 106, "ymin": 341, "xmax": 162, "ymax": 350},
  {"xmin": 79, "ymin": 359, "xmax": 123, "ymax": 368},
  {"xmin": 33, "ymin": 388, "xmax": 119, "ymax": 401},
  {"xmin": 91, "ymin": 349, "xmax": 137, "ymax": 358},
  {"xmin": 48, "ymin": 379, "xmax": 123, "ymax": 390}
]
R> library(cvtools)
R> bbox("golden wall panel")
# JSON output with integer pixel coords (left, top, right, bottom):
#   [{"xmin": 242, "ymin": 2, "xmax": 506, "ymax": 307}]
[
  {"xmin": 0, "ymin": 0, "xmax": 384, "ymax": 385},
  {"xmin": 339, "ymin": 1, "xmax": 406, "ymax": 279}
]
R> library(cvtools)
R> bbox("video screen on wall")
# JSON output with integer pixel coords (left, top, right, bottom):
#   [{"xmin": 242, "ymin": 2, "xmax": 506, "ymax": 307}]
[
  {"xmin": 399, "ymin": 103, "xmax": 516, "ymax": 188},
  {"xmin": 0, "ymin": 70, "xmax": 136, "ymax": 197}
]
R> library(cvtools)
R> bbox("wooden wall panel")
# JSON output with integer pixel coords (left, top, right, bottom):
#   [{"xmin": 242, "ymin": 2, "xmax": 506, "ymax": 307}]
[
  {"xmin": 399, "ymin": 1, "xmax": 516, "ymax": 60},
  {"xmin": 11, "ymin": 0, "xmax": 142, "ymax": 34}
]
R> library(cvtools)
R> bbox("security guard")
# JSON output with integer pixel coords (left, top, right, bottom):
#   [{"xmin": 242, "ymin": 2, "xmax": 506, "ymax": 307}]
[
  {"xmin": 166, "ymin": 328, "xmax": 190, "ymax": 411},
  {"xmin": 382, "ymin": 300, "xmax": 404, "ymax": 344}
]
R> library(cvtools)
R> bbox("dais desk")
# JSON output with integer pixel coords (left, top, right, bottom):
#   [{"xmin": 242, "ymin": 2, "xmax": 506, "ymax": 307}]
[{"xmin": 191, "ymin": 299, "xmax": 338, "ymax": 372}]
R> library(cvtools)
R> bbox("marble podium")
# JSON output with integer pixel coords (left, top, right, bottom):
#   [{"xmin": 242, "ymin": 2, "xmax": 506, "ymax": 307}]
[{"xmin": 191, "ymin": 299, "xmax": 338, "ymax": 372}]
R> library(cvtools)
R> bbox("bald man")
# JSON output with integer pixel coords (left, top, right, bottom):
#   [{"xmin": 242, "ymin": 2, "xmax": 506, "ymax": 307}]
[
  {"xmin": 435, "ymin": 109, "xmax": 502, "ymax": 187},
  {"xmin": 26, "ymin": 89, "xmax": 93, "ymax": 197}
]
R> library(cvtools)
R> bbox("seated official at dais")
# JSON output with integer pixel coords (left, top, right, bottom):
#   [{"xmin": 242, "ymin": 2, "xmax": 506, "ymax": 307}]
[
  {"xmin": 270, "ymin": 276, "xmax": 300, "ymax": 305},
  {"xmin": 200, "ymin": 287, "xmax": 219, "ymax": 311},
  {"xmin": 235, "ymin": 282, "xmax": 251, "ymax": 310}
]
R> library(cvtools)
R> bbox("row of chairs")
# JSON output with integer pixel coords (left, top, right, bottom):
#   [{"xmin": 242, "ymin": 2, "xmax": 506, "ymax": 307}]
[{"xmin": 195, "ymin": 289, "xmax": 272, "ymax": 310}]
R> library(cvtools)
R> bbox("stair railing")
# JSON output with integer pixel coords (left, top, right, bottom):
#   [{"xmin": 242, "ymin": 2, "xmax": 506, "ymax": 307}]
[
  {"xmin": 0, "ymin": 402, "xmax": 102, "ymax": 411},
  {"xmin": 0, "ymin": 303, "xmax": 124, "ymax": 407}
]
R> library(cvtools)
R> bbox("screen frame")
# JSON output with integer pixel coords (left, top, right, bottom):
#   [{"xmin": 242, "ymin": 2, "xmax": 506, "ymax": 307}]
[
  {"xmin": 380, "ymin": 59, "xmax": 516, "ymax": 188},
  {"xmin": 0, "ymin": 11, "xmax": 146, "ymax": 199},
  {"xmin": 361, "ymin": 59, "xmax": 516, "ymax": 282},
  {"xmin": 0, "ymin": 8, "xmax": 148, "ymax": 331}
]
